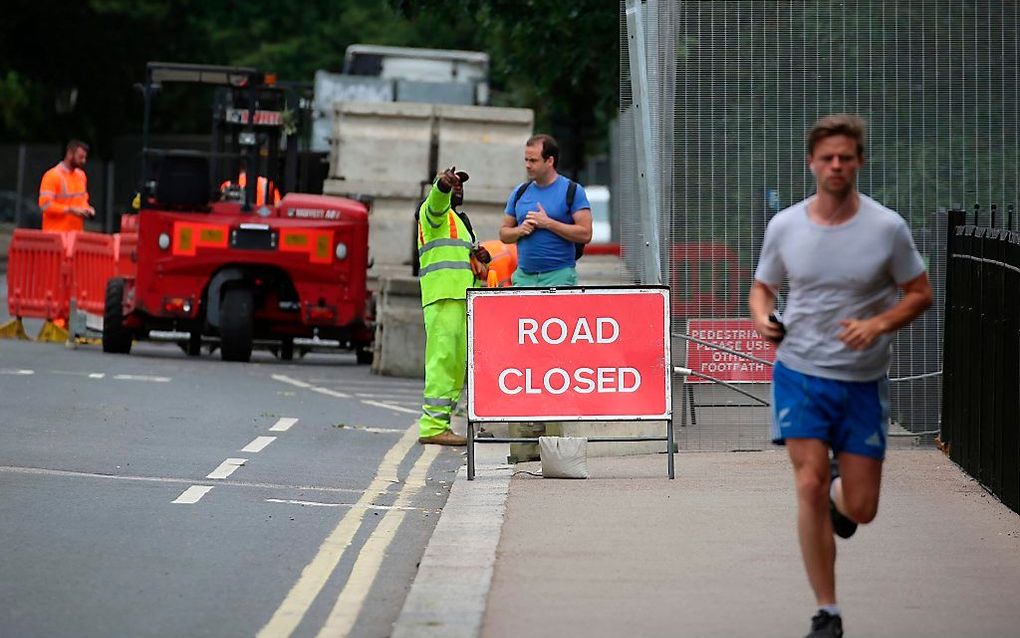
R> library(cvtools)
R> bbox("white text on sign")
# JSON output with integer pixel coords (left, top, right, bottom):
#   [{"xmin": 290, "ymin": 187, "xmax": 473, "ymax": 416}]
[
  {"xmin": 499, "ymin": 316, "xmax": 638, "ymax": 396},
  {"xmin": 518, "ymin": 317, "xmax": 620, "ymax": 345}
]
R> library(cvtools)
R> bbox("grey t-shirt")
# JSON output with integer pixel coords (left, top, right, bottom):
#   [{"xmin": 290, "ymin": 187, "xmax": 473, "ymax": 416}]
[{"xmin": 754, "ymin": 194, "xmax": 926, "ymax": 382}]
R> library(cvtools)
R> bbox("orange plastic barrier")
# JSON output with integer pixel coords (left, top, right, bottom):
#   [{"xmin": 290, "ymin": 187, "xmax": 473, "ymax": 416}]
[
  {"xmin": 113, "ymin": 232, "xmax": 138, "ymax": 278},
  {"xmin": 480, "ymin": 240, "xmax": 517, "ymax": 288},
  {"xmin": 6, "ymin": 230, "xmax": 120, "ymax": 320},
  {"xmin": 6, "ymin": 229, "xmax": 70, "ymax": 321},
  {"xmin": 67, "ymin": 233, "xmax": 116, "ymax": 316}
]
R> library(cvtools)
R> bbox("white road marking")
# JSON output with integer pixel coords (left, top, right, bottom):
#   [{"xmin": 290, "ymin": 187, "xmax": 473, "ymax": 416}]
[
  {"xmin": 242, "ymin": 436, "xmax": 277, "ymax": 453},
  {"xmin": 0, "ymin": 465, "xmax": 364, "ymax": 494},
  {"xmin": 360, "ymin": 400, "xmax": 418, "ymax": 415},
  {"xmin": 265, "ymin": 498, "xmax": 423, "ymax": 511},
  {"xmin": 173, "ymin": 485, "xmax": 214, "ymax": 504},
  {"xmin": 257, "ymin": 425, "xmax": 419, "ymax": 638},
  {"xmin": 113, "ymin": 374, "xmax": 171, "ymax": 383},
  {"xmin": 317, "ymin": 445, "xmax": 441, "ymax": 637},
  {"xmin": 272, "ymin": 374, "xmax": 312, "ymax": 388},
  {"xmin": 206, "ymin": 458, "xmax": 247, "ymax": 480},
  {"xmin": 337, "ymin": 426, "xmax": 405, "ymax": 434},
  {"xmin": 354, "ymin": 392, "xmax": 422, "ymax": 399},
  {"xmin": 270, "ymin": 417, "xmax": 299, "ymax": 432},
  {"xmin": 0, "ymin": 369, "xmax": 34, "ymax": 375},
  {"xmin": 89, "ymin": 373, "xmax": 105, "ymax": 379},
  {"xmin": 313, "ymin": 386, "xmax": 351, "ymax": 399}
]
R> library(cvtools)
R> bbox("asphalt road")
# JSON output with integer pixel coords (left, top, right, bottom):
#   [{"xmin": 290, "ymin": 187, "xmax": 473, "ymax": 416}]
[{"xmin": 0, "ymin": 276, "xmax": 462, "ymax": 638}]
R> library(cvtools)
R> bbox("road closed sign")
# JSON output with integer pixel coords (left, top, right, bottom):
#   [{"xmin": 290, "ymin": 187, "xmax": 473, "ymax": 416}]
[{"xmin": 467, "ymin": 287, "xmax": 671, "ymax": 422}]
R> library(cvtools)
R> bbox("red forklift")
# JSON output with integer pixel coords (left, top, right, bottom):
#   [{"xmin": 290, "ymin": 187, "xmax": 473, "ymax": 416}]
[{"xmin": 104, "ymin": 62, "xmax": 373, "ymax": 362}]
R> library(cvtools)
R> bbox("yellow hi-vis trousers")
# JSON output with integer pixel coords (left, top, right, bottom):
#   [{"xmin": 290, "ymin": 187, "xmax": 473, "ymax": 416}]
[{"xmin": 418, "ymin": 298, "xmax": 467, "ymax": 438}]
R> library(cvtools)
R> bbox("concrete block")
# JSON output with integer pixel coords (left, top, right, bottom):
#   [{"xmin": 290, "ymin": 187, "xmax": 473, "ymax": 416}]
[{"xmin": 371, "ymin": 275, "xmax": 426, "ymax": 379}]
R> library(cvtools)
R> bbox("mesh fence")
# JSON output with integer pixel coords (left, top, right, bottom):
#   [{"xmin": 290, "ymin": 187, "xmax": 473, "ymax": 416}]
[{"xmin": 619, "ymin": 0, "xmax": 1020, "ymax": 450}]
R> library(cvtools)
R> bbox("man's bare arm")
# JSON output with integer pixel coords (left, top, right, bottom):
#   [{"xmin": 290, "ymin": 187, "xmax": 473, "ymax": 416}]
[
  {"xmin": 524, "ymin": 204, "xmax": 593, "ymax": 243},
  {"xmin": 749, "ymin": 280, "xmax": 784, "ymax": 343},
  {"xmin": 838, "ymin": 272, "xmax": 934, "ymax": 350},
  {"xmin": 499, "ymin": 214, "xmax": 536, "ymax": 243}
]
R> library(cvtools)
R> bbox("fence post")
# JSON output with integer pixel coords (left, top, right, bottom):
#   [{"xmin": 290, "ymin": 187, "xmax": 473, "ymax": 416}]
[
  {"xmin": 104, "ymin": 161, "xmax": 116, "ymax": 234},
  {"xmin": 940, "ymin": 207, "xmax": 966, "ymax": 453},
  {"xmin": 15, "ymin": 144, "xmax": 27, "ymax": 227}
]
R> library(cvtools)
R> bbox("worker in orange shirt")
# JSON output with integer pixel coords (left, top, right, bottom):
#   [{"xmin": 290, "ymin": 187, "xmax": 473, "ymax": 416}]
[
  {"xmin": 220, "ymin": 160, "xmax": 280, "ymax": 207},
  {"xmin": 39, "ymin": 140, "xmax": 95, "ymax": 232}
]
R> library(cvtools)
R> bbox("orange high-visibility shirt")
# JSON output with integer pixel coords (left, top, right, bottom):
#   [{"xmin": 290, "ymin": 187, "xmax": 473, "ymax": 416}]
[
  {"xmin": 220, "ymin": 171, "xmax": 280, "ymax": 206},
  {"xmin": 39, "ymin": 162, "xmax": 89, "ymax": 232}
]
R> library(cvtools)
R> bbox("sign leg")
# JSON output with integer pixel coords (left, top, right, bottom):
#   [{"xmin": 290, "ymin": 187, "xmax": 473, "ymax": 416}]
[
  {"xmin": 467, "ymin": 420, "xmax": 475, "ymax": 480},
  {"xmin": 667, "ymin": 419, "xmax": 675, "ymax": 479}
]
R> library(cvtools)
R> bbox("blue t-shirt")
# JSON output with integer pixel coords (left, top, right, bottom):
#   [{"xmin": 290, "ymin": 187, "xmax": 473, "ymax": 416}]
[{"xmin": 504, "ymin": 175, "xmax": 591, "ymax": 273}]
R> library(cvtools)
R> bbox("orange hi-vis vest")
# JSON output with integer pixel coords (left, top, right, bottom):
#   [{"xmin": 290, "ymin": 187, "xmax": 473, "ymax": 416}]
[{"xmin": 39, "ymin": 162, "xmax": 89, "ymax": 232}]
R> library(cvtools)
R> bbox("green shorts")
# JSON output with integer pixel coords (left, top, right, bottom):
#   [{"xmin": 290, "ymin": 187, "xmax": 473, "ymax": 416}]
[{"xmin": 511, "ymin": 266, "xmax": 577, "ymax": 287}]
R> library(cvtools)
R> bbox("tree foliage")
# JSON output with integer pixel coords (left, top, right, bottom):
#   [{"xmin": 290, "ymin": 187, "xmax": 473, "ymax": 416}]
[{"xmin": 0, "ymin": 0, "xmax": 619, "ymax": 172}]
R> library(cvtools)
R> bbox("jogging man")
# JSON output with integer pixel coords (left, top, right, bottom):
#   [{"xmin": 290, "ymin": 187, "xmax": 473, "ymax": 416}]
[{"xmin": 749, "ymin": 113, "xmax": 933, "ymax": 637}]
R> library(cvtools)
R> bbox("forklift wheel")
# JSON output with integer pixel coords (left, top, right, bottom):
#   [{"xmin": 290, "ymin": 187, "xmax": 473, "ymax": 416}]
[
  {"xmin": 355, "ymin": 346, "xmax": 374, "ymax": 365},
  {"xmin": 102, "ymin": 278, "xmax": 132, "ymax": 355},
  {"xmin": 220, "ymin": 287, "xmax": 254, "ymax": 362}
]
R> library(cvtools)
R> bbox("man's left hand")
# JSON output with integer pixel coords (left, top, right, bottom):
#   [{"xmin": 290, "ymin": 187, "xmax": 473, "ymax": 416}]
[
  {"xmin": 524, "ymin": 203, "xmax": 553, "ymax": 229},
  {"xmin": 838, "ymin": 317, "xmax": 886, "ymax": 350}
]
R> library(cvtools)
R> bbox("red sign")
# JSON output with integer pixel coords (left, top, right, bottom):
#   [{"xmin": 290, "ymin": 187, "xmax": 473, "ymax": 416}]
[
  {"xmin": 685, "ymin": 318, "xmax": 776, "ymax": 383},
  {"xmin": 467, "ymin": 288, "xmax": 671, "ymax": 422}
]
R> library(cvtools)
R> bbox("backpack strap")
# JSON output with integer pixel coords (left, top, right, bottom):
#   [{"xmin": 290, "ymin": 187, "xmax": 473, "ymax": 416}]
[
  {"xmin": 565, "ymin": 180, "xmax": 577, "ymax": 212},
  {"xmin": 512, "ymin": 181, "xmax": 532, "ymax": 209}
]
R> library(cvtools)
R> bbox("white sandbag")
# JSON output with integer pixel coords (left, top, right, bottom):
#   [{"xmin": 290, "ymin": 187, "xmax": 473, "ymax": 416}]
[{"xmin": 539, "ymin": 436, "xmax": 589, "ymax": 479}]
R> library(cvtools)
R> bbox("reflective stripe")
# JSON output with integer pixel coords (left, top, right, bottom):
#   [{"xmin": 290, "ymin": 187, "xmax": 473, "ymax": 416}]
[
  {"xmin": 418, "ymin": 238, "xmax": 472, "ymax": 257},
  {"xmin": 39, "ymin": 190, "xmax": 56, "ymax": 196},
  {"xmin": 425, "ymin": 214, "xmax": 442, "ymax": 229},
  {"xmin": 40, "ymin": 202, "xmax": 53, "ymax": 211},
  {"xmin": 419, "ymin": 261, "xmax": 472, "ymax": 276},
  {"xmin": 448, "ymin": 212, "xmax": 458, "ymax": 239},
  {"xmin": 425, "ymin": 203, "xmax": 449, "ymax": 220},
  {"xmin": 54, "ymin": 191, "xmax": 86, "ymax": 199},
  {"xmin": 424, "ymin": 396, "xmax": 455, "ymax": 406},
  {"xmin": 423, "ymin": 407, "xmax": 450, "ymax": 420}
]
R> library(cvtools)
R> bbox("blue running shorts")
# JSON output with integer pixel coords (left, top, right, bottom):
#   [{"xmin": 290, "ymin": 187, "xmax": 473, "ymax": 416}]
[{"xmin": 770, "ymin": 361, "xmax": 889, "ymax": 460}]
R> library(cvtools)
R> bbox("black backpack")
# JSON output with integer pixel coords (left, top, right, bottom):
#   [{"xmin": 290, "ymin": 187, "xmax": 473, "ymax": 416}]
[{"xmin": 512, "ymin": 179, "xmax": 585, "ymax": 260}]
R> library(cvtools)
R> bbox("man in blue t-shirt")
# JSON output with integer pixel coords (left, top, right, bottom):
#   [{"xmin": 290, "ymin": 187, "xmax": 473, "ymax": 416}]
[{"xmin": 500, "ymin": 134, "xmax": 592, "ymax": 286}]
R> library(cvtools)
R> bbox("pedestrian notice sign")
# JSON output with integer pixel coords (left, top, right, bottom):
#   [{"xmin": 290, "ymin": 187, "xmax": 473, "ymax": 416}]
[{"xmin": 467, "ymin": 286, "xmax": 672, "ymax": 422}]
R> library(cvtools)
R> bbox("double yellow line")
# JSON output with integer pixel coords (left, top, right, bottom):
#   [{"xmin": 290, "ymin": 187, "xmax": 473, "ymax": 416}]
[{"xmin": 257, "ymin": 426, "xmax": 440, "ymax": 638}]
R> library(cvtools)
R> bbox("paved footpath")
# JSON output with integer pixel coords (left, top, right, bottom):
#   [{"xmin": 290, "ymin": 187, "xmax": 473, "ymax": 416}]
[{"xmin": 395, "ymin": 445, "xmax": 1020, "ymax": 638}]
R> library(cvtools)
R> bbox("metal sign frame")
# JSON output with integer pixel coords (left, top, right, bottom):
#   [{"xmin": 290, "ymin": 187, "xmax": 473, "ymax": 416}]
[{"xmin": 465, "ymin": 285, "xmax": 674, "ymax": 479}]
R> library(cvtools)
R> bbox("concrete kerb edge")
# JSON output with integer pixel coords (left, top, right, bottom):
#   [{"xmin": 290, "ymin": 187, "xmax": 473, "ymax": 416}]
[{"xmin": 392, "ymin": 450, "xmax": 512, "ymax": 638}]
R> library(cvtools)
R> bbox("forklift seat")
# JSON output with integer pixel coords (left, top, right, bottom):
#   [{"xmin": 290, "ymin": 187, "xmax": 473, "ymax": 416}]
[{"xmin": 154, "ymin": 153, "xmax": 210, "ymax": 209}]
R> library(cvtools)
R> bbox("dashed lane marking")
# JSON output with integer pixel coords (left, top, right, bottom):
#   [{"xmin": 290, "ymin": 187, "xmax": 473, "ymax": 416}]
[
  {"xmin": 0, "ymin": 369, "xmax": 34, "ymax": 375},
  {"xmin": 113, "ymin": 374, "xmax": 171, "ymax": 383},
  {"xmin": 316, "ymin": 444, "xmax": 440, "ymax": 637},
  {"xmin": 312, "ymin": 386, "xmax": 352, "ymax": 399},
  {"xmin": 256, "ymin": 425, "xmax": 419, "ymax": 638},
  {"xmin": 206, "ymin": 458, "xmax": 247, "ymax": 480},
  {"xmin": 269, "ymin": 417, "xmax": 299, "ymax": 432},
  {"xmin": 242, "ymin": 436, "xmax": 277, "ymax": 453},
  {"xmin": 89, "ymin": 373, "xmax": 105, "ymax": 379},
  {"xmin": 272, "ymin": 374, "xmax": 312, "ymax": 388},
  {"xmin": 172, "ymin": 485, "xmax": 214, "ymax": 504},
  {"xmin": 361, "ymin": 400, "xmax": 418, "ymax": 415}
]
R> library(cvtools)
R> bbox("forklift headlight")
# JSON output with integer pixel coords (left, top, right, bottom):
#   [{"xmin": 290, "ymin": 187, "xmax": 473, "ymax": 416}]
[
  {"xmin": 335, "ymin": 242, "xmax": 348, "ymax": 260},
  {"xmin": 158, "ymin": 232, "xmax": 171, "ymax": 250}
]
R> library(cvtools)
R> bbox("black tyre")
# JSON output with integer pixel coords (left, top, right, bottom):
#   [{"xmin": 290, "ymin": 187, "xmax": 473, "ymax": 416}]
[
  {"xmin": 186, "ymin": 330, "xmax": 202, "ymax": 357},
  {"xmin": 220, "ymin": 287, "xmax": 254, "ymax": 362},
  {"xmin": 355, "ymin": 345, "xmax": 374, "ymax": 365},
  {"xmin": 280, "ymin": 338, "xmax": 294, "ymax": 361},
  {"xmin": 102, "ymin": 278, "xmax": 132, "ymax": 354}
]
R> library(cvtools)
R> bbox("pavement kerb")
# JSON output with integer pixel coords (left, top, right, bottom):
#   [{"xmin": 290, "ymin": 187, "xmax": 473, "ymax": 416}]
[{"xmin": 392, "ymin": 441, "xmax": 512, "ymax": 638}]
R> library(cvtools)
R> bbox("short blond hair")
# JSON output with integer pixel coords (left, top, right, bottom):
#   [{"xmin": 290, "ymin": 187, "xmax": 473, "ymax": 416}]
[{"xmin": 807, "ymin": 114, "xmax": 866, "ymax": 157}]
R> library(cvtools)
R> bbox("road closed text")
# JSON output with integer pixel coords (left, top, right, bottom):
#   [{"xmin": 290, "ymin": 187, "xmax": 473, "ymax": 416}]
[{"xmin": 497, "ymin": 317, "xmax": 641, "ymax": 395}]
